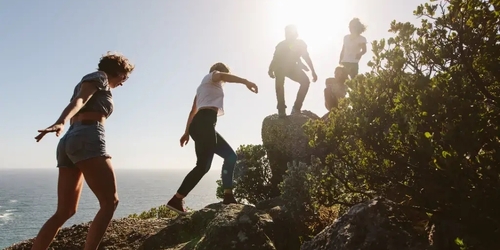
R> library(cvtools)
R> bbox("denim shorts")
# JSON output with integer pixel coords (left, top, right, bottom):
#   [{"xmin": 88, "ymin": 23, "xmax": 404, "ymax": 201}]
[{"xmin": 56, "ymin": 121, "xmax": 110, "ymax": 168}]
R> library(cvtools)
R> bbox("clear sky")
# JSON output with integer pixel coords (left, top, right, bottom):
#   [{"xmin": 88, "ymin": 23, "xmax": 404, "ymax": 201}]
[{"xmin": 0, "ymin": 0, "xmax": 426, "ymax": 170}]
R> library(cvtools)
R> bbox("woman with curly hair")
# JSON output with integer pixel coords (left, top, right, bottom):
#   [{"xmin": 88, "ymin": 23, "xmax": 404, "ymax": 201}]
[
  {"xmin": 31, "ymin": 52, "xmax": 135, "ymax": 250},
  {"xmin": 339, "ymin": 18, "xmax": 367, "ymax": 79}
]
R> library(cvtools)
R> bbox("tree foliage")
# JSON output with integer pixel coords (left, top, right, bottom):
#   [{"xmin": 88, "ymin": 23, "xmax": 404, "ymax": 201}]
[
  {"xmin": 216, "ymin": 144, "xmax": 274, "ymax": 204},
  {"xmin": 305, "ymin": 0, "xmax": 500, "ymax": 247}
]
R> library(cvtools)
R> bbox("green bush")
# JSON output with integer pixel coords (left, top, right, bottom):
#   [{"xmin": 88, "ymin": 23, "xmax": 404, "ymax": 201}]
[
  {"xmin": 279, "ymin": 157, "xmax": 339, "ymax": 238},
  {"xmin": 128, "ymin": 205, "xmax": 188, "ymax": 220},
  {"xmin": 304, "ymin": 0, "xmax": 500, "ymax": 248},
  {"xmin": 216, "ymin": 144, "xmax": 274, "ymax": 205}
]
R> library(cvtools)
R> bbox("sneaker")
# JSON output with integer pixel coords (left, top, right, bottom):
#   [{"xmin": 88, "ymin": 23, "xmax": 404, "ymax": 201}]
[
  {"xmin": 222, "ymin": 193, "xmax": 238, "ymax": 204},
  {"xmin": 166, "ymin": 196, "xmax": 188, "ymax": 215},
  {"xmin": 278, "ymin": 109, "xmax": 287, "ymax": 118}
]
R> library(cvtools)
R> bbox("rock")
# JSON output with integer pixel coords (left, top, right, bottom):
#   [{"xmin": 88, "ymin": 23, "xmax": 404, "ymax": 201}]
[
  {"xmin": 300, "ymin": 197, "xmax": 431, "ymax": 250},
  {"xmin": 5, "ymin": 217, "xmax": 169, "ymax": 250},
  {"xmin": 261, "ymin": 110, "xmax": 320, "ymax": 161},
  {"xmin": 6, "ymin": 203, "xmax": 300, "ymax": 250},
  {"xmin": 261, "ymin": 110, "xmax": 320, "ymax": 196},
  {"xmin": 140, "ymin": 203, "xmax": 299, "ymax": 250}
]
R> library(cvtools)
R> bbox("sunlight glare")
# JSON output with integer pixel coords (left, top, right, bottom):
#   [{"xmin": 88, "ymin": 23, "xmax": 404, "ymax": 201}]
[{"xmin": 268, "ymin": 0, "xmax": 351, "ymax": 47}]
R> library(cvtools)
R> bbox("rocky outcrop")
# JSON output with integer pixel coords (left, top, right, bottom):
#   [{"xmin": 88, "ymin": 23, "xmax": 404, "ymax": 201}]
[
  {"xmin": 261, "ymin": 111, "xmax": 320, "ymax": 196},
  {"xmin": 300, "ymin": 197, "xmax": 430, "ymax": 250},
  {"xmin": 6, "ymin": 202, "xmax": 301, "ymax": 250},
  {"xmin": 6, "ymin": 217, "xmax": 169, "ymax": 250}
]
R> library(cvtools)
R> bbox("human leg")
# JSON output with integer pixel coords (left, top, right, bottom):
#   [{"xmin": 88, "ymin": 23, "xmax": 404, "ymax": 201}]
[
  {"xmin": 31, "ymin": 168, "xmax": 83, "ymax": 250},
  {"xmin": 167, "ymin": 111, "xmax": 217, "ymax": 214},
  {"xmin": 341, "ymin": 62, "xmax": 358, "ymax": 79},
  {"xmin": 213, "ymin": 132, "xmax": 238, "ymax": 204},
  {"xmin": 287, "ymin": 68, "xmax": 311, "ymax": 114},
  {"xmin": 274, "ymin": 72, "xmax": 287, "ymax": 117},
  {"xmin": 66, "ymin": 122, "xmax": 117, "ymax": 250},
  {"xmin": 77, "ymin": 157, "xmax": 118, "ymax": 250}
]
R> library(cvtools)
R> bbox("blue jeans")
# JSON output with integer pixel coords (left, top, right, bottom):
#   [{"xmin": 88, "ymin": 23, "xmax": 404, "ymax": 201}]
[
  {"xmin": 177, "ymin": 109, "xmax": 237, "ymax": 196},
  {"xmin": 56, "ymin": 121, "xmax": 110, "ymax": 168}
]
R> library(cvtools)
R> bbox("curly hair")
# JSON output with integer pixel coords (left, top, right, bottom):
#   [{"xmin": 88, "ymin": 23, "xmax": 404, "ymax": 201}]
[
  {"xmin": 209, "ymin": 62, "xmax": 230, "ymax": 73},
  {"xmin": 349, "ymin": 18, "xmax": 367, "ymax": 35},
  {"xmin": 97, "ymin": 51, "xmax": 135, "ymax": 77}
]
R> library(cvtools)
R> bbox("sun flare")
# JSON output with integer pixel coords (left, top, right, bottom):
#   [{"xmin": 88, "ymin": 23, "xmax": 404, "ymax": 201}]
[{"xmin": 268, "ymin": 0, "xmax": 352, "ymax": 48}]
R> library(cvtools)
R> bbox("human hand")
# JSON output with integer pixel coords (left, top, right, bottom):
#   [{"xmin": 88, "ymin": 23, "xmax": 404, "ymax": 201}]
[
  {"xmin": 268, "ymin": 69, "xmax": 275, "ymax": 79},
  {"xmin": 312, "ymin": 71, "xmax": 318, "ymax": 82},
  {"xmin": 35, "ymin": 122, "xmax": 64, "ymax": 142},
  {"xmin": 245, "ymin": 81, "xmax": 259, "ymax": 93},
  {"xmin": 180, "ymin": 133, "xmax": 190, "ymax": 147}
]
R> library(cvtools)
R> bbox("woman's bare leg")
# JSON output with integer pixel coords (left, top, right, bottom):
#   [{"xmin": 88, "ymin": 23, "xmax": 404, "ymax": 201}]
[
  {"xmin": 77, "ymin": 156, "xmax": 119, "ymax": 250},
  {"xmin": 31, "ymin": 168, "xmax": 83, "ymax": 250}
]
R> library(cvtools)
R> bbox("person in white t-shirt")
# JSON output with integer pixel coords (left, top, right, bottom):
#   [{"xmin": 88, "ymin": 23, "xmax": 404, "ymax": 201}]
[
  {"xmin": 165, "ymin": 62, "xmax": 259, "ymax": 215},
  {"xmin": 339, "ymin": 18, "xmax": 367, "ymax": 79}
]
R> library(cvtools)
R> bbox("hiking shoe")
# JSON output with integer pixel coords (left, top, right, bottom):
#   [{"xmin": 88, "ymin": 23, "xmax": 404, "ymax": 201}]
[
  {"xmin": 278, "ymin": 109, "xmax": 287, "ymax": 118},
  {"xmin": 166, "ymin": 196, "xmax": 188, "ymax": 215},
  {"xmin": 291, "ymin": 108, "xmax": 301, "ymax": 115},
  {"xmin": 222, "ymin": 193, "xmax": 238, "ymax": 204}
]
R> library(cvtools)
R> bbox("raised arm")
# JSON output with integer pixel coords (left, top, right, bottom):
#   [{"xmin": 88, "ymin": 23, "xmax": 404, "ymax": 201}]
[
  {"xmin": 35, "ymin": 80, "xmax": 100, "ymax": 142},
  {"xmin": 212, "ymin": 72, "xmax": 258, "ymax": 93}
]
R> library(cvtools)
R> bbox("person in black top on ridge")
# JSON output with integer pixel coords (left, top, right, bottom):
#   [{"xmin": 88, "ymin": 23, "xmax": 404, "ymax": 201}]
[{"xmin": 268, "ymin": 24, "xmax": 318, "ymax": 118}]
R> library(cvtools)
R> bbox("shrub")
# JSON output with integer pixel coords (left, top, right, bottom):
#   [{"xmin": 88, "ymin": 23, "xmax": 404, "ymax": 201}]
[
  {"xmin": 128, "ymin": 205, "xmax": 187, "ymax": 219},
  {"xmin": 304, "ymin": 0, "xmax": 500, "ymax": 248},
  {"xmin": 216, "ymin": 144, "xmax": 273, "ymax": 205},
  {"xmin": 279, "ymin": 157, "xmax": 339, "ymax": 238}
]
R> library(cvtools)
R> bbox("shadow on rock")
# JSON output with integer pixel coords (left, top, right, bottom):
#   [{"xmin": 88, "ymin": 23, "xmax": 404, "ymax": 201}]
[{"xmin": 140, "ymin": 202, "xmax": 300, "ymax": 250}]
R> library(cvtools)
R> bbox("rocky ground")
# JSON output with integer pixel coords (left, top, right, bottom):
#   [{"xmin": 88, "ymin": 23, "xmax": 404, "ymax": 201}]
[
  {"xmin": 6, "ymin": 197, "xmax": 437, "ymax": 250},
  {"xmin": 6, "ymin": 217, "xmax": 169, "ymax": 250}
]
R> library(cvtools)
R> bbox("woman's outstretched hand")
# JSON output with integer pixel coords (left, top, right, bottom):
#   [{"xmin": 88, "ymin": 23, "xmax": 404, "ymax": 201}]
[
  {"xmin": 180, "ymin": 133, "xmax": 190, "ymax": 147},
  {"xmin": 35, "ymin": 123, "xmax": 64, "ymax": 142},
  {"xmin": 245, "ymin": 81, "xmax": 258, "ymax": 93}
]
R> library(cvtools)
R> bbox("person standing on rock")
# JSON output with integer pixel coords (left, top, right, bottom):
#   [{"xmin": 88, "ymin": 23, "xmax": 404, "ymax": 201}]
[
  {"xmin": 166, "ymin": 62, "xmax": 259, "ymax": 215},
  {"xmin": 268, "ymin": 24, "xmax": 318, "ymax": 118},
  {"xmin": 31, "ymin": 52, "xmax": 134, "ymax": 250},
  {"xmin": 324, "ymin": 66, "xmax": 349, "ymax": 111},
  {"xmin": 339, "ymin": 18, "xmax": 367, "ymax": 79}
]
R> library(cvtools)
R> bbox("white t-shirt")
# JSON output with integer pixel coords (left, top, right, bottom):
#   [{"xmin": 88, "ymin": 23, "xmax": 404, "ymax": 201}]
[
  {"xmin": 340, "ymin": 34, "xmax": 367, "ymax": 63},
  {"xmin": 195, "ymin": 71, "xmax": 225, "ymax": 116}
]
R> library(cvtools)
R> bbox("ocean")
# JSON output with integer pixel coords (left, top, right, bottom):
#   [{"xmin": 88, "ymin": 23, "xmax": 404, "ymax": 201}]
[{"xmin": 0, "ymin": 168, "xmax": 221, "ymax": 249}]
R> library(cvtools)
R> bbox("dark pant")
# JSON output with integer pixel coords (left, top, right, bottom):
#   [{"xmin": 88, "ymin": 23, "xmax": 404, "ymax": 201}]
[
  {"xmin": 177, "ymin": 109, "xmax": 237, "ymax": 197},
  {"xmin": 274, "ymin": 66, "xmax": 311, "ymax": 111},
  {"xmin": 340, "ymin": 62, "xmax": 359, "ymax": 79}
]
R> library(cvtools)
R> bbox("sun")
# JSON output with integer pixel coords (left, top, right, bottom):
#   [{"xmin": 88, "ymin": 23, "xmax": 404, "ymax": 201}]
[{"xmin": 268, "ymin": 0, "xmax": 352, "ymax": 48}]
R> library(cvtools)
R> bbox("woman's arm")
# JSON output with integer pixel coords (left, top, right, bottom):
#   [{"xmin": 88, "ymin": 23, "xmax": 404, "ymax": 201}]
[
  {"xmin": 53, "ymin": 81, "xmax": 98, "ymax": 125},
  {"xmin": 339, "ymin": 45, "xmax": 345, "ymax": 64},
  {"xmin": 212, "ymin": 72, "xmax": 250, "ymax": 85},
  {"xmin": 183, "ymin": 96, "xmax": 198, "ymax": 135}
]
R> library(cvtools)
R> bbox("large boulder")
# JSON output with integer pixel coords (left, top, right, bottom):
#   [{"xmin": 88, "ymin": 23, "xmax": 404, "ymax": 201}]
[
  {"xmin": 140, "ymin": 203, "xmax": 300, "ymax": 250},
  {"xmin": 300, "ymin": 197, "xmax": 431, "ymax": 250},
  {"xmin": 261, "ymin": 111, "xmax": 320, "ymax": 196}
]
